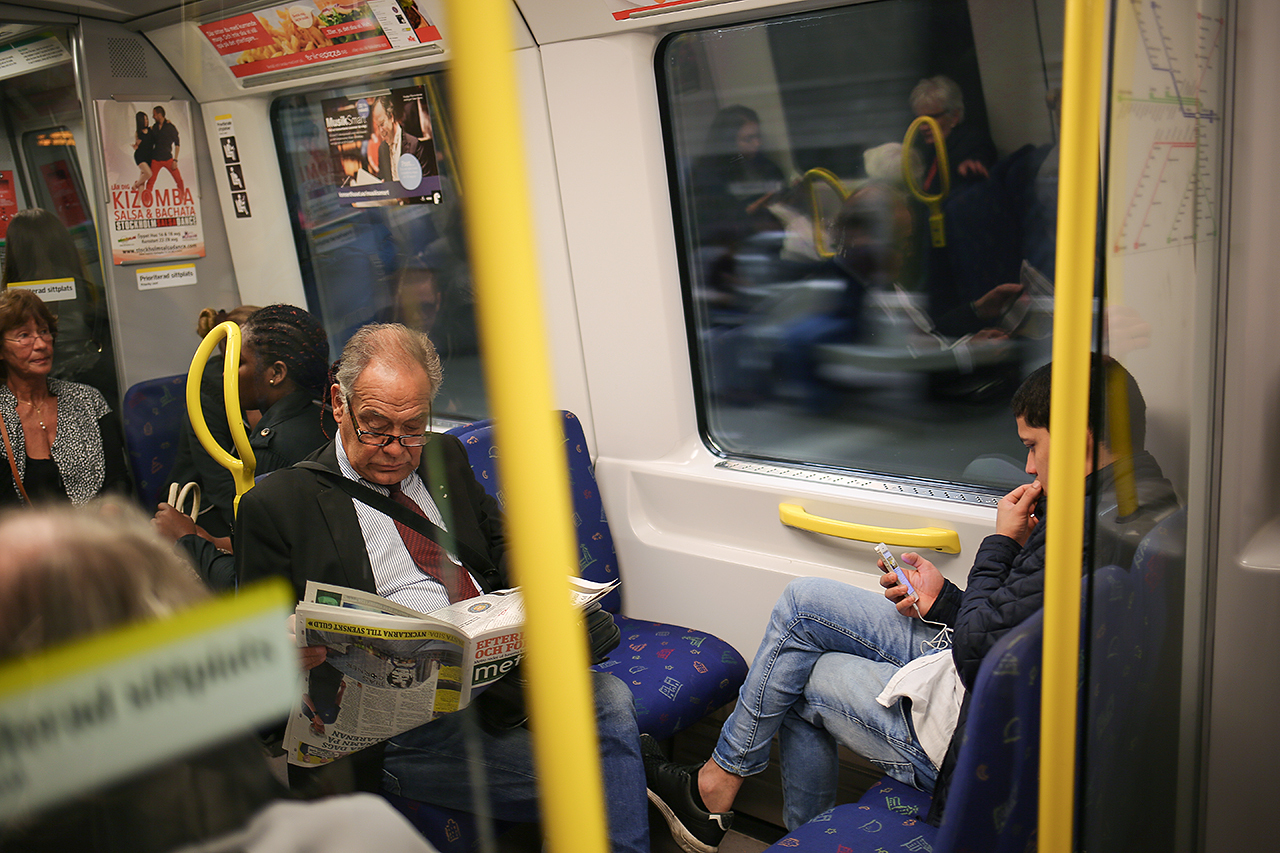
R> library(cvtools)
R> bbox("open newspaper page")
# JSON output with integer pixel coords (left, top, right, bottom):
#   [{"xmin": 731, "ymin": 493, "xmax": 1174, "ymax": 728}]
[{"xmin": 283, "ymin": 577, "xmax": 619, "ymax": 766}]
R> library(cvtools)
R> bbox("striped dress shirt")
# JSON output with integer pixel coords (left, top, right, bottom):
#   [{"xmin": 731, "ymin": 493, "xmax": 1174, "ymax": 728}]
[{"xmin": 335, "ymin": 437, "xmax": 481, "ymax": 614}]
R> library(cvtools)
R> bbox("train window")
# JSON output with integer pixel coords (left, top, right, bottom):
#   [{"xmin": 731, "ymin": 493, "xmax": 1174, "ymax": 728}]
[
  {"xmin": 272, "ymin": 74, "xmax": 487, "ymax": 422},
  {"xmin": 659, "ymin": 0, "xmax": 1063, "ymax": 491},
  {"xmin": 0, "ymin": 29, "xmax": 118, "ymax": 402}
]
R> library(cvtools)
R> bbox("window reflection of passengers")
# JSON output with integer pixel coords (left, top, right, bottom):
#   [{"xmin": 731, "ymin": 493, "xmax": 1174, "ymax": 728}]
[
  {"xmin": 382, "ymin": 262, "xmax": 444, "ymax": 337},
  {"xmin": 909, "ymin": 75, "xmax": 996, "ymax": 192},
  {"xmin": 774, "ymin": 184, "xmax": 905, "ymax": 413},
  {"xmin": 375, "ymin": 246, "xmax": 479, "ymax": 377},
  {"xmin": 692, "ymin": 106, "xmax": 788, "ymax": 300},
  {"xmin": 2, "ymin": 208, "xmax": 118, "ymax": 401},
  {"xmin": 921, "ymin": 87, "xmax": 1059, "ymax": 342}
]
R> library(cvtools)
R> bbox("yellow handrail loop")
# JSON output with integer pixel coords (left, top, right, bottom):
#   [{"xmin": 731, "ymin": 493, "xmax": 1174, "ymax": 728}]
[
  {"xmin": 902, "ymin": 115, "xmax": 950, "ymax": 247},
  {"xmin": 185, "ymin": 320, "xmax": 256, "ymax": 518},
  {"xmin": 800, "ymin": 167, "xmax": 849, "ymax": 259}
]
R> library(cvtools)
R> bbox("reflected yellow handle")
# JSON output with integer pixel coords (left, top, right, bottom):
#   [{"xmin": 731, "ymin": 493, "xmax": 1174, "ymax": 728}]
[
  {"xmin": 779, "ymin": 502, "xmax": 961, "ymax": 553},
  {"xmin": 902, "ymin": 115, "xmax": 949, "ymax": 247},
  {"xmin": 186, "ymin": 321, "xmax": 256, "ymax": 518},
  {"xmin": 800, "ymin": 167, "xmax": 850, "ymax": 259}
]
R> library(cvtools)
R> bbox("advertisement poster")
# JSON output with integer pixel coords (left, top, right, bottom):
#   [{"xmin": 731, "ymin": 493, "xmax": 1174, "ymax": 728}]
[
  {"xmin": 95, "ymin": 100, "xmax": 205, "ymax": 265},
  {"xmin": 39, "ymin": 160, "xmax": 89, "ymax": 227},
  {"xmin": 321, "ymin": 85, "xmax": 441, "ymax": 205},
  {"xmin": 199, "ymin": 1, "xmax": 440, "ymax": 81},
  {"xmin": 0, "ymin": 171, "xmax": 16, "ymax": 239}
]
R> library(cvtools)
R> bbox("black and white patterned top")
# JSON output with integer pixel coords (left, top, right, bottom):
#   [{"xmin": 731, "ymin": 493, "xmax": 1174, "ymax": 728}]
[{"xmin": 0, "ymin": 378, "xmax": 112, "ymax": 504}]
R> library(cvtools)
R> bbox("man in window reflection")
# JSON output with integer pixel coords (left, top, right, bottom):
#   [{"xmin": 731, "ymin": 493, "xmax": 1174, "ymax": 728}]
[
  {"xmin": 909, "ymin": 75, "xmax": 996, "ymax": 193},
  {"xmin": 644, "ymin": 356, "xmax": 1178, "ymax": 852},
  {"xmin": 235, "ymin": 325, "xmax": 649, "ymax": 853}
]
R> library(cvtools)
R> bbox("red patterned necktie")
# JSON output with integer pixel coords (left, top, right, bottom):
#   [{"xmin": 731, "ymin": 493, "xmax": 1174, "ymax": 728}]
[{"xmin": 386, "ymin": 483, "xmax": 480, "ymax": 603}]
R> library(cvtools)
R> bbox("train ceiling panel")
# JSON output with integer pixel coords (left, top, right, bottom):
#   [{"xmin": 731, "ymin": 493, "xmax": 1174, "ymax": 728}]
[
  {"xmin": 0, "ymin": 1, "xmax": 178, "ymax": 25},
  {"xmin": 512, "ymin": 0, "xmax": 841, "ymax": 44}
]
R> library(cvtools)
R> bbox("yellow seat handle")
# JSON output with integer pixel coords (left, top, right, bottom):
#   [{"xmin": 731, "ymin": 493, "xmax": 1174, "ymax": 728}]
[
  {"xmin": 779, "ymin": 502, "xmax": 961, "ymax": 554},
  {"xmin": 902, "ymin": 115, "xmax": 950, "ymax": 247},
  {"xmin": 186, "ymin": 321, "xmax": 257, "ymax": 518}
]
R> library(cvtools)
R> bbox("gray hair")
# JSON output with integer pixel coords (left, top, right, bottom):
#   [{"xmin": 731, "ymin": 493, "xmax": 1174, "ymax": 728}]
[
  {"xmin": 0, "ymin": 498, "xmax": 209, "ymax": 657},
  {"xmin": 909, "ymin": 75, "xmax": 964, "ymax": 119},
  {"xmin": 334, "ymin": 323, "xmax": 443, "ymax": 402}
]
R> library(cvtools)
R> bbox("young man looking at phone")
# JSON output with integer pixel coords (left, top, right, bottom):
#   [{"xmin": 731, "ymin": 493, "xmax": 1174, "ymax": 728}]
[{"xmin": 644, "ymin": 356, "xmax": 1178, "ymax": 853}]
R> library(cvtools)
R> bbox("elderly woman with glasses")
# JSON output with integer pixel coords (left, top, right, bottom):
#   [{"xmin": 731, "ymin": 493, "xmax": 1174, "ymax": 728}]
[{"xmin": 0, "ymin": 288, "xmax": 130, "ymax": 505}]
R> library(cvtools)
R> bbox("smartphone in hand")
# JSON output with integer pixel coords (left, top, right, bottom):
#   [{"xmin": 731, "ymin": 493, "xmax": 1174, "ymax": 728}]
[{"xmin": 875, "ymin": 542, "xmax": 917, "ymax": 597}]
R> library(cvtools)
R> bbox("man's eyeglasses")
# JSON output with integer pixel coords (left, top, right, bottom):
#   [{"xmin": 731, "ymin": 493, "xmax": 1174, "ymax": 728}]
[
  {"xmin": 348, "ymin": 398, "xmax": 430, "ymax": 447},
  {"xmin": 4, "ymin": 329, "xmax": 53, "ymax": 348}
]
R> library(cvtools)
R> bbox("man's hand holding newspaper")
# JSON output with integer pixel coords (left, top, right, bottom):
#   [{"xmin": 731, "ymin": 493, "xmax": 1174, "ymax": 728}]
[{"xmin": 283, "ymin": 577, "xmax": 620, "ymax": 767}]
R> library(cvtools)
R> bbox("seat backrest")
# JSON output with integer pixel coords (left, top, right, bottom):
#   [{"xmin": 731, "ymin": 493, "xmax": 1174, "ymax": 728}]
[
  {"xmin": 1080, "ymin": 508, "xmax": 1186, "ymax": 851},
  {"xmin": 445, "ymin": 411, "xmax": 621, "ymax": 612},
  {"xmin": 935, "ymin": 565, "xmax": 1133, "ymax": 853},
  {"xmin": 932, "ymin": 603, "xmax": 1045, "ymax": 853},
  {"xmin": 121, "ymin": 374, "xmax": 187, "ymax": 507}
]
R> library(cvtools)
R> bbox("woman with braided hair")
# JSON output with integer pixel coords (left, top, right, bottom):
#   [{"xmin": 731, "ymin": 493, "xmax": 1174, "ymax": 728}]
[
  {"xmin": 154, "ymin": 304, "xmax": 332, "ymax": 590},
  {"xmin": 234, "ymin": 303, "xmax": 332, "ymax": 475}
]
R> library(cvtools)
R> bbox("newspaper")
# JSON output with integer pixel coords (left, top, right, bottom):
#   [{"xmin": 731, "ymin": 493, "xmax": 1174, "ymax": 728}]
[{"xmin": 283, "ymin": 577, "xmax": 619, "ymax": 767}]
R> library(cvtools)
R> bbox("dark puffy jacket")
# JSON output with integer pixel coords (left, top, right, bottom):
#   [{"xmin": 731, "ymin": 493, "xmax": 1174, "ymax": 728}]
[
  {"xmin": 923, "ymin": 522, "xmax": 1047, "ymax": 826},
  {"xmin": 924, "ymin": 452, "xmax": 1178, "ymax": 825}
]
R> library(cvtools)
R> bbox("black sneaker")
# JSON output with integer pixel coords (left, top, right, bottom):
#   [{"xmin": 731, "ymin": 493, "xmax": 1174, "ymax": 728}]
[{"xmin": 640, "ymin": 734, "xmax": 733, "ymax": 853}]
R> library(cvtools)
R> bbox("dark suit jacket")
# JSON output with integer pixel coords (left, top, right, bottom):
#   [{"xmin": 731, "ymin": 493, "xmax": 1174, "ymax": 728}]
[
  {"xmin": 235, "ymin": 433, "xmax": 508, "ymax": 600},
  {"xmin": 376, "ymin": 129, "xmax": 435, "ymax": 182}
]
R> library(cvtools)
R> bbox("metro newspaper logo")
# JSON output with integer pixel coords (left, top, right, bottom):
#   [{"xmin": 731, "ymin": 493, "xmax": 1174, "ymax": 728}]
[{"xmin": 0, "ymin": 581, "xmax": 296, "ymax": 820}]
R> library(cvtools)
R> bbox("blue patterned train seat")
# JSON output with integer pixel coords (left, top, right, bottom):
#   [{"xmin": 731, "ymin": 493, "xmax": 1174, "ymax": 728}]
[
  {"xmin": 121, "ymin": 373, "xmax": 187, "ymax": 507},
  {"xmin": 445, "ymin": 411, "xmax": 748, "ymax": 740},
  {"xmin": 380, "ymin": 794, "xmax": 509, "ymax": 853},
  {"xmin": 385, "ymin": 412, "xmax": 748, "ymax": 846}
]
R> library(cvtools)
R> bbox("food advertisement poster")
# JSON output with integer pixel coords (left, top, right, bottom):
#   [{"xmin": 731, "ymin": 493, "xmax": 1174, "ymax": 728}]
[
  {"xmin": 94, "ymin": 100, "xmax": 205, "ymax": 265},
  {"xmin": 199, "ymin": 1, "xmax": 440, "ymax": 80},
  {"xmin": 321, "ymin": 85, "xmax": 441, "ymax": 205}
]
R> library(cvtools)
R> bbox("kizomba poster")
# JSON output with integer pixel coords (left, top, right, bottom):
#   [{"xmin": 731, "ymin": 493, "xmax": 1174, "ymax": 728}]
[
  {"xmin": 95, "ymin": 99, "xmax": 206, "ymax": 265},
  {"xmin": 321, "ymin": 84, "xmax": 441, "ymax": 206}
]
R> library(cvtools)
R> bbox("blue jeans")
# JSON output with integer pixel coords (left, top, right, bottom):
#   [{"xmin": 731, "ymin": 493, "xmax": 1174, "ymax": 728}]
[
  {"xmin": 382, "ymin": 671, "xmax": 648, "ymax": 853},
  {"xmin": 711, "ymin": 577, "xmax": 941, "ymax": 829}
]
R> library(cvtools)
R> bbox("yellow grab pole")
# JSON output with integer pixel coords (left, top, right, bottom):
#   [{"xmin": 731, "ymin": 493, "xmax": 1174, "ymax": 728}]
[
  {"xmin": 439, "ymin": 4, "xmax": 609, "ymax": 853},
  {"xmin": 186, "ymin": 320, "xmax": 257, "ymax": 517},
  {"xmin": 1040, "ymin": 0, "xmax": 1106, "ymax": 851}
]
